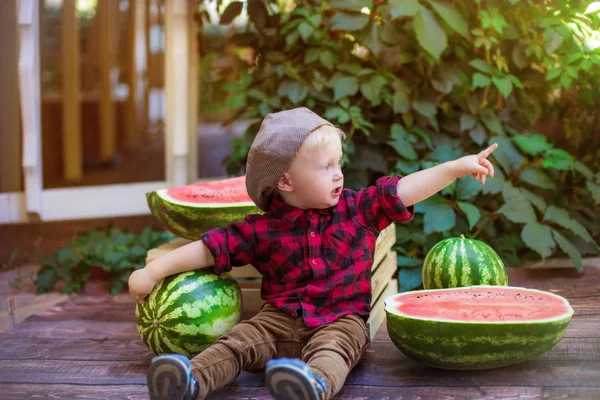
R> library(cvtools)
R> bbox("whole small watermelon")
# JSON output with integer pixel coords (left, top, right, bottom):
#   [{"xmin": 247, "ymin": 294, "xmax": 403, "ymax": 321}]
[
  {"xmin": 136, "ymin": 268, "xmax": 242, "ymax": 358},
  {"xmin": 422, "ymin": 235, "xmax": 508, "ymax": 289}
]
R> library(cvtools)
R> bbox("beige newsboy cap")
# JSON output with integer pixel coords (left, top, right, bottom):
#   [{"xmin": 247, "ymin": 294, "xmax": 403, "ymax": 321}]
[{"xmin": 245, "ymin": 107, "xmax": 333, "ymax": 211}]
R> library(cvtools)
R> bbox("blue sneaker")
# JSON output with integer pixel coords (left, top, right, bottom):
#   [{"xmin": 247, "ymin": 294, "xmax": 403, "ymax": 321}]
[
  {"xmin": 147, "ymin": 354, "xmax": 199, "ymax": 400},
  {"xmin": 266, "ymin": 358, "xmax": 327, "ymax": 400}
]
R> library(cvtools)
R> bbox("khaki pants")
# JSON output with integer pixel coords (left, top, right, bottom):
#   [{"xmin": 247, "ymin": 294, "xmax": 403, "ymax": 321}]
[{"xmin": 190, "ymin": 304, "xmax": 371, "ymax": 400}]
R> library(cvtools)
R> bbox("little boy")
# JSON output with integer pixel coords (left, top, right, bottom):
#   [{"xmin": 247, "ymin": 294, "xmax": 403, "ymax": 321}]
[{"xmin": 129, "ymin": 107, "xmax": 498, "ymax": 400}]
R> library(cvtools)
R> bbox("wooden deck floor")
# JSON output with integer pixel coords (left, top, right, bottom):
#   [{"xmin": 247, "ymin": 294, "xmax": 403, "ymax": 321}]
[{"xmin": 0, "ymin": 266, "xmax": 599, "ymax": 400}]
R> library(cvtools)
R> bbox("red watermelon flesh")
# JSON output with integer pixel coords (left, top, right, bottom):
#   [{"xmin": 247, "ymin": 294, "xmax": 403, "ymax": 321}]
[{"xmin": 166, "ymin": 176, "xmax": 253, "ymax": 205}]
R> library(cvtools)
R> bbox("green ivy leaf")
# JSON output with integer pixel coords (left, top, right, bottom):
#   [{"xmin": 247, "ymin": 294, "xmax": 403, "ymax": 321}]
[
  {"xmin": 388, "ymin": 124, "xmax": 418, "ymax": 160},
  {"xmin": 427, "ymin": 0, "xmax": 468, "ymax": 38},
  {"xmin": 219, "ymin": 1, "xmax": 244, "ymax": 24},
  {"xmin": 489, "ymin": 136, "xmax": 523, "ymax": 175},
  {"xmin": 481, "ymin": 175, "xmax": 504, "ymax": 195},
  {"xmin": 519, "ymin": 167, "xmax": 556, "ymax": 190},
  {"xmin": 480, "ymin": 108, "xmax": 505, "ymax": 135},
  {"xmin": 456, "ymin": 176, "xmax": 483, "ymax": 200},
  {"xmin": 428, "ymin": 145, "xmax": 461, "ymax": 162},
  {"xmin": 331, "ymin": 12, "xmax": 370, "ymax": 31},
  {"xmin": 390, "ymin": 0, "xmax": 419, "ymax": 19},
  {"xmin": 460, "ymin": 114, "xmax": 476, "ymax": 132},
  {"xmin": 472, "ymin": 73, "xmax": 491, "ymax": 88},
  {"xmin": 469, "ymin": 124, "xmax": 487, "ymax": 146},
  {"xmin": 330, "ymin": 0, "xmax": 373, "ymax": 12},
  {"xmin": 586, "ymin": 181, "xmax": 600, "ymax": 204},
  {"xmin": 492, "ymin": 76, "xmax": 513, "ymax": 98},
  {"xmin": 393, "ymin": 91, "xmax": 410, "ymax": 114},
  {"xmin": 360, "ymin": 75, "xmax": 387, "ymax": 106},
  {"xmin": 574, "ymin": 161, "xmax": 594, "ymax": 180},
  {"xmin": 298, "ymin": 22, "xmax": 315, "ymax": 42},
  {"xmin": 497, "ymin": 201, "xmax": 536, "ymax": 224},
  {"xmin": 414, "ymin": 5, "xmax": 447, "ymax": 61},
  {"xmin": 412, "ymin": 100, "xmax": 437, "ymax": 119},
  {"xmin": 399, "ymin": 265, "xmax": 423, "ymax": 292},
  {"xmin": 512, "ymin": 134, "xmax": 551, "ymax": 156},
  {"xmin": 395, "ymin": 159, "xmax": 420, "ymax": 175},
  {"xmin": 544, "ymin": 206, "xmax": 594, "ymax": 244},
  {"xmin": 415, "ymin": 195, "xmax": 456, "ymax": 234},
  {"xmin": 36, "ymin": 268, "xmax": 58, "ymax": 294},
  {"xmin": 543, "ymin": 27, "xmax": 564, "ymax": 54},
  {"xmin": 542, "ymin": 148, "xmax": 573, "ymax": 171},
  {"xmin": 319, "ymin": 51, "xmax": 336, "ymax": 70},
  {"xmin": 397, "ymin": 256, "xmax": 423, "ymax": 267},
  {"xmin": 470, "ymin": 59, "xmax": 496, "ymax": 75},
  {"xmin": 457, "ymin": 201, "xmax": 481, "ymax": 230},
  {"xmin": 551, "ymin": 229, "xmax": 583, "ymax": 272},
  {"xmin": 521, "ymin": 221, "xmax": 555, "ymax": 258},
  {"xmin": 519, "ymin": 187, "xmax": 547, "ymax": 213},
  {"xmin": 334, "ymin": 77, "xmax": 360, "ymax": 101},
  {"xmin": 545, "ymin": 68, "xmax": 562, "ymax": 81},
  {"xmin": 287, "ymin": 82, "xmax": 309, "ymax": 104}
]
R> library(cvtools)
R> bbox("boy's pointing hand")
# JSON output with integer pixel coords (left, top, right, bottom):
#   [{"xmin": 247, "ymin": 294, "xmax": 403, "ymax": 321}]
[{"xmin": 453, "ymin": 143, "xmax": 498, "ymax": 185}]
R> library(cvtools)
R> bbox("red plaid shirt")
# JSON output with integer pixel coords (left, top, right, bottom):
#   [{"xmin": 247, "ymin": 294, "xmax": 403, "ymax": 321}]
[{"xmin": 202, "ymin": 175, "xmax": 414, "ymax": 327}]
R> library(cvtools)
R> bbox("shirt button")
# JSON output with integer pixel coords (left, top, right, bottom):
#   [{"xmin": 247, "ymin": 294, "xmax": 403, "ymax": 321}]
[
  {"xmin": 310, "ymin": 232, "xmax": 316, "ymax": 237},
  {"xmin": 312, "ymin": 259, "xmax": 317, "ymax": 265},
  {"xmin": 304, "ymin": 296, "xmax": 310, "ymax": 303}
]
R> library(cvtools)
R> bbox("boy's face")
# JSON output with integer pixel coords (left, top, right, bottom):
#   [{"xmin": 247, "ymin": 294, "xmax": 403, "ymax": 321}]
[{"xmin": 283, "ymin": 133, "xmax": 344, "ymax": 209}]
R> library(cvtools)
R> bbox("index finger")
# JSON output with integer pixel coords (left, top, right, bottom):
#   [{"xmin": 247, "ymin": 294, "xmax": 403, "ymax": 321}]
[{"xmin": 478, "ymin": 143, "xmax": 498, "ymax": 160}]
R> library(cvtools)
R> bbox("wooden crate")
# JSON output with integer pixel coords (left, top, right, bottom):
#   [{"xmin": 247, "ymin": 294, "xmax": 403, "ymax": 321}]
[{"xmin": 146, "ymin": 224, "xmax": 399, "ymax": 338}]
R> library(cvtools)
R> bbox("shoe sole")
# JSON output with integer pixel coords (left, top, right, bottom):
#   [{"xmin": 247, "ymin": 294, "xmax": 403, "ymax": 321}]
[
  {"xmin": 266, "ymin": 363, "xmax": 320, "ymax": 400},
  {"xmin": 147, "ymin": 356, "xmax": 191, "ymax": 400}
]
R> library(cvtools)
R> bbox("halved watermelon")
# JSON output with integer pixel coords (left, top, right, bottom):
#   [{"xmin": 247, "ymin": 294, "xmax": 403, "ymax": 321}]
[
  {"xmin": 384, "ymin": 285, "xmax": 573, "ymax": 370},
  {"xmin": 146, "ymin": 176, "xmax": 261, "ymax": 240}
]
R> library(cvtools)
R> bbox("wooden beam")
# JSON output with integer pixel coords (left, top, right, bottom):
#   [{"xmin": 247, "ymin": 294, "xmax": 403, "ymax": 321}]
[
  {"xmin": 18, "ymin": 0, "xmax": 43, "ymax": 220},
  {"xmin": 124, "ymin": 0, "xmax": 139, "ymax": 149},
  {"xmin": 187, "ymin": 0, "xmax": 199, "ymax": 181},
  {"xmin": 97, "ymin": 0, "xmax": 117, "ymax": 162},
  {"xmin": 0, "ymin": 0, "xmax": 23, "ymax": 192},
  {"xmin": 61, "ymin": 0, "xmax": 82, "ymax": 182}
]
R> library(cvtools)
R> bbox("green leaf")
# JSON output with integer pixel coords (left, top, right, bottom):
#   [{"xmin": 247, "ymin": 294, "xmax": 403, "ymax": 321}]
[
  {"xmin": 519, "ymin": 187, "xmax": 547, "ymax": 213},
  {"xmin": 560, "ymin": 72, "xmax": 572, "ymax": 89},
  {"xmin": 492, "ymin": 76, "xmax": 513, "ymax": 98},
  {"xmin": 543, "ymin": 27, "xmax": 564, "ymax": 54},
  {"xmin": 584, "ymin": 2, "xmax": 600, "ymax": 14},
  {"xmin": 512, "ymin": 134, "xmax": 551, "ymax": 156},
  {"xmin": 219, "ymin": 1, "xmax": 244, "ymax": 24},
  {"xmin": 460, "ymin": 114, "xmax": 476, "ymax": 132},
  {"xmin": 36, "ymin": 268, "xmax": 58, "ymax": 294},
  {"xmin": 414, "ymin": 5, "xmax": 447, "ymax": 61},
  {"xmin": 457, "ymin": 201, "xmax": 481, "ymax": 230},
  {"xmin": 552, "ymin": 229, "xmax": 583, "ymax": 271},
  {"xmin": 542, "ymin": 148, "xmax": 573, "ymax": 171},
  {"xmin": 427, "ymin": 0, "xmax": 468, "ymax": 38},
  {"xmin": 545, "ymin": 68, "xmax": 562, "ymax": 81},
  {"xmin": 360, "ymin": 75, "xmax": 387, "ymax": 107},
  {"xmin": 334, "ymin": 77, "xmax": 360, "ymax": 101},
  {"xmin": 395, "ymin": 159, "xmax": 420, "ymax": 175},
  {"xmin": 397, "ymin": 256, "xmax": 423, "ymax": 267},
  {"xmin": 519, "ymin": 167, "xmax": 556, "ymax": 190},
  {"xmin": 481, "ymin": 175, "xmax": 504, "ymax": 195},
  {"xmin": 428, "ymin": 145, "xmax": 461, "ymax": 162},
  {"xmin": 574, "ymin": 161, "xmax": 594, "ymax": 180},
  {"xmin": 470, "ymin": 59, "xmax": 496, "ymax": 75},
  {"xmin": 388, "ymin": 124, "xmax": 418, "ymax": 160},
  {"xmin": 456, "ymin": 176, "xmax": 482, "ymax": 200},
  {"xmin": 412, "ymin": 100, "xmax": 437, "ymax": 119},
  {"xmin": 522, "ymin": 221, "xmax": 555, "ymax": 258},
  {"xmin": 472, "ymin": 73, "xmax": 491, "ymax": 88},
  {"xmin": 587, "ymin": 181, "xmax": 600, "ymax": 204},
  {"xmin": 298, "ymin": 22, "xmax": 315, "ymax": 42},
  {"xmin": 410, "ymin": 127, "xmax": 433, "ymax": 149},
  {"xmin": 469, "ymin": 124, "xmax": 487, "ymax": 146},
  {"xmin": 287, "ymin": 82, "xmax": 309, "ymax": 104},
  {"xmin": 497, "ymin": 200, "xmax": 537, "ymax": 224},
  {"xmin": 330, "ymin": 12, "xmax": 370, "ymax": 31},
  {"xmin": 415, "ymin": 196, "xmax": 456, "ymax": 234},
  {"xmin": 393, "ymin": 91, "xmax": 410, "ymax": 114},
  {"xmin": 399, "ymin": 266, "xmax": 423, "ymax": 292},
  {"xmin": 319, "ymin": 51, "xmax": 336, "ymax": 70},
  {"xmin": 390, "ymin": 0, "xmax": 419, "ymax": 19},
  {"xmin": 489, "ymin": 136, "xmax": 523, "ymax": 175},
  {"xmin": 480, "ymin": 108, "xmax": 505, "ymax": 135},
  {"xmin": 544, "ymin": 206, "xmax": 594, "ymax": 244}
]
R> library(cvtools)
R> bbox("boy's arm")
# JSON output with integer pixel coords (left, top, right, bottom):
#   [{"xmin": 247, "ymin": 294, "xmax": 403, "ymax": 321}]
[
  {"xmin": 397, "ymin": 143, "xmax": 498, "ymax": 207},
  {"xmin": 128, "ymin": 240, "xmax": 214, "ymax": 303}
]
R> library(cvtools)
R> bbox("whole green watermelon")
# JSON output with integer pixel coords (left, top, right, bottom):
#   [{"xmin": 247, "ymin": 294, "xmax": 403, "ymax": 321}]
[
  {"xmin": 136, "ymin": 268, "xmax": 242, "ymax": 358},
  {"xmin": 422, "ymin": 235, "xmax": 508, "ymax": 289}
]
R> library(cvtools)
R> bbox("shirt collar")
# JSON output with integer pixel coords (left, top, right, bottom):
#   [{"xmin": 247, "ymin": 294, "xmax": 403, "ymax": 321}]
[{"xmin": 270, "ymin": 195, "xmax": 331, "ymax": 226}]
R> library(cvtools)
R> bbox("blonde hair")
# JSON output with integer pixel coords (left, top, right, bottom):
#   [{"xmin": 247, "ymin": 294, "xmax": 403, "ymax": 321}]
[{"xmin": 298, "ymin": 125, "xmax": 346, "ymax": 153}]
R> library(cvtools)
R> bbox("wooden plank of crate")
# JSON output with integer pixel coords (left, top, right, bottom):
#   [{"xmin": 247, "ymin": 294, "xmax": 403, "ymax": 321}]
[
  {"xmin": 373, "ymin": 225, "xmax": 396, "ymax": 271},
  {"xmin": 367, "ymin": 279, "xmax": 398, "ymax": 340},
  {"xmin": 370, "ymin": 251, "xmax": 397, "ymax": 307}
]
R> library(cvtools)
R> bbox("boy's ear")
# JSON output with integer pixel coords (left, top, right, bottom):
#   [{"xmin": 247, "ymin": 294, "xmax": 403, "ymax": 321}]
[{"xmin": 277, "ymin": 173, "xmax": 294, "ymax": 193}]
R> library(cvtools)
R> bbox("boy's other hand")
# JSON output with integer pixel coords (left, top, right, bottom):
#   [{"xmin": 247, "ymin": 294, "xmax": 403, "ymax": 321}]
[
  {"xmin": 128, "ymin": 268, "xmax": 158, "ymax": 303},
  {"xmin": 453, "ymin": 143, "xmax": 498, "ymax": 184}
]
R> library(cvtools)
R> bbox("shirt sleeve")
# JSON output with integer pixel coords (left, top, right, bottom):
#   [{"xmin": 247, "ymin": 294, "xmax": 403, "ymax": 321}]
[
  {"xmin": 202, "ymin": 217, "xmax": 255, "ymax": 274},
  {"xmin": 353, "ymin": 175, "xmax": 415, "ymax": 232}
]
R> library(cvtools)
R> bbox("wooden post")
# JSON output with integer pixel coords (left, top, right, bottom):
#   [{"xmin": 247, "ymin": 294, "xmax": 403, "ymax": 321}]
[
  {"xmin": 18, "ymin": 0, "xmax": 43, "ymax": 220},
  {"xmin": 0, "ymin": 0, "xmax": 23, "ymax": 192},
  {"xmin": 61, "ymin": 0, "xmax": 83, "ymax": 181},
  {"xmin": 187, "ymin": 0, "xmax": 199, "ymax": 181},
  {"xmin": 97, "ymin": 0, "xmax": 117, "ymax": 162},
  {"xmin": 124, "ymin": 0, "xmax": 139, "ymax": 149},
  {"xmin": 164, "ymin": 0, "xmax": 190, "ymax": 187}
]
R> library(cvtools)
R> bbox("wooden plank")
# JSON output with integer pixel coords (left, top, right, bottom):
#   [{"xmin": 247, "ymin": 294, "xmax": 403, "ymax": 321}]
[
  {"xmin": 0, "ymin": 0, "xmax": 23, "ymax": 192},
  {"xmin": 370, "ymin": 251, "xmax": 396, "ymax": 305},
  {"xmin": 373, "ymin": 223, "xmax": 395, "ymax": 269},
  {"xmin": 187, "ymin": 0, "xmax": 199, "ymax": 181},
  {"xmin": 124, "ymin": 0, "xmax": 139, "ymax": 149},
  {"xmin": 60, "ymin": 0, "xmax": 83, "ymax": 182},
  {"xmin": 367, "ymin": 279, "xmax": 398, "ymax": 340},
  {"xmin": 97, "ymin": 0, "xmax": 117, "ymax": 162}
]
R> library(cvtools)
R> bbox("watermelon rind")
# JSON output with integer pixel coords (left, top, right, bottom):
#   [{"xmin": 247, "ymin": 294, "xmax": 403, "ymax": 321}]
[
  {"xmin": 422, "ymin": 236, "xmax": 508, "ymax": 289},
  {"xmin": 146, "ymin": 189, "xmax": 260, "ymax": 240},
  {"xmin": 136, "ymin": 268, "xmax": 242, "ymax": 358},
  {"xmin": 384, "ymin": 285, "xmax": 573, "ymax": 370}
]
